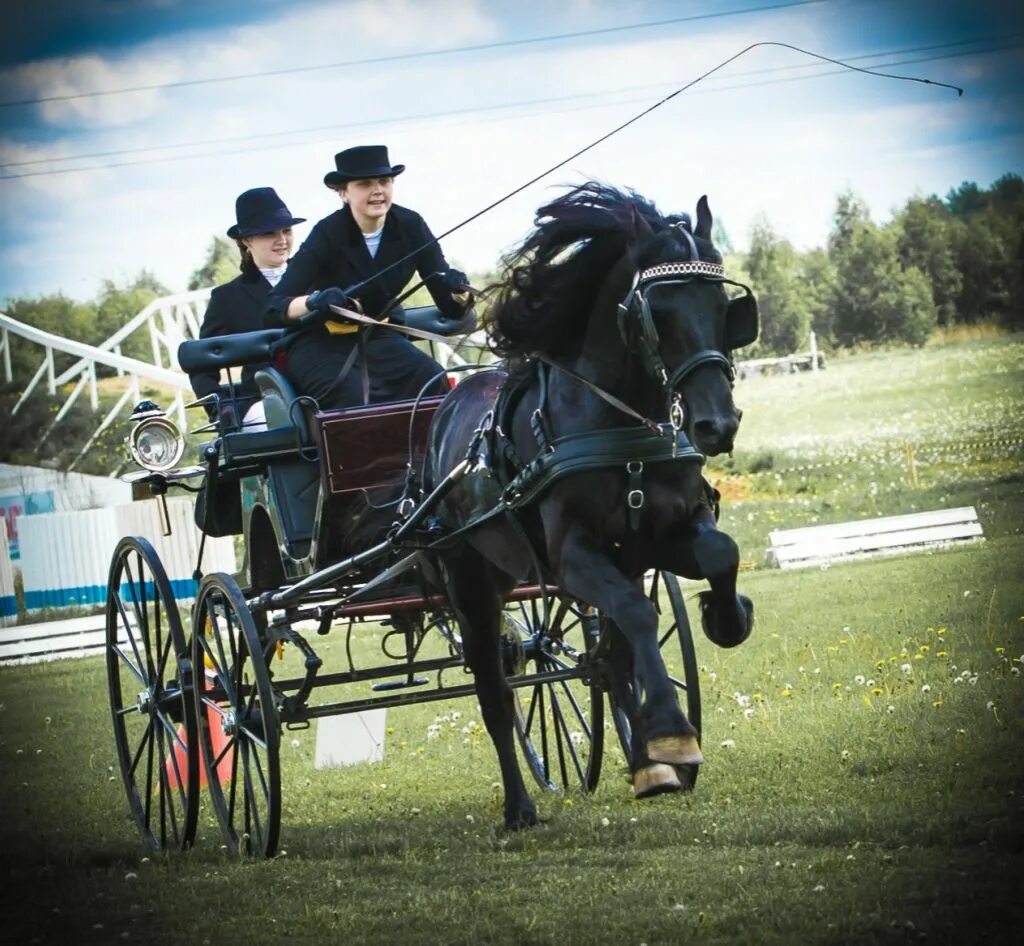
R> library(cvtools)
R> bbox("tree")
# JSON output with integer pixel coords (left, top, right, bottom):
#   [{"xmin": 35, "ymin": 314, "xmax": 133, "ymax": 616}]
[
  {"xmin": 831, "ymin": 219, "xmax": 937, "ymax": 346},
  {"xmin": 745, "ymin": 216, "xmax": 811, "ymax": 355},
  {"xmin": 2, "ymin": 294, "xmax": 98, "ymax": 380},
  {"xmin": 799, "ymin": 248, "xmax": 838, "ymax": 347},
  {"xmin": 895, "ymin": 197, "xmax": 963, "ymax": 327},
  {"xmin": 828, "ymin": 189, "xmax": 870, "ymax": 256},
  {"xmin": 95, "ymin": 271, "xmax": 170, "ymax": 363},
  {"xmin": 188, "ymin": 235, "xmax": 240, "ymax": 290}
]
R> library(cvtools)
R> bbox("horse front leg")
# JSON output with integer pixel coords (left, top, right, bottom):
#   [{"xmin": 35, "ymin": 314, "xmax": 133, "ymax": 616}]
[
  {"xmin": 666, "ymin": 516, "xmax": 753, "ymax": 649},
  {"xmin": 441, "ymin": 546, "xmax": 538, "ymax": 830},
  {"xmin": 554, "ymin": 530, "xmax": 702, "ymax": 787}
]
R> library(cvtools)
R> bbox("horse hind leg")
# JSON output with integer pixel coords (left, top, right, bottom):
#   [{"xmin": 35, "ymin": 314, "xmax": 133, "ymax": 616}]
[{"xmin": 442, "ymin": 548, "xmax": 538, "ymax": 830}]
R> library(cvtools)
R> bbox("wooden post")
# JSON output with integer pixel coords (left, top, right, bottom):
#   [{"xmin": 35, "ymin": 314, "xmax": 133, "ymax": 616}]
[{"xmin": 904, "ymin": 442, "xmax": 918, "ymax": 488}]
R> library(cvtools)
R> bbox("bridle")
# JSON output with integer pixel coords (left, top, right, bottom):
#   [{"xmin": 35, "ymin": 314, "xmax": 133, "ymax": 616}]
[{"xmin": 616, "ymin": 257, "xmax": 756, "ymax": 419}]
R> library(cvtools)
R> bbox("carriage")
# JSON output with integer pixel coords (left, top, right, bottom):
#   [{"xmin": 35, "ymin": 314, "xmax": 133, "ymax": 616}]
[
  {"xmin": 106, "ymin": 301, "xmax": 703, "ymax": 858},
  {"xmin": 106, "ymin": 183, "xmax": 758, "ymax": 857}
]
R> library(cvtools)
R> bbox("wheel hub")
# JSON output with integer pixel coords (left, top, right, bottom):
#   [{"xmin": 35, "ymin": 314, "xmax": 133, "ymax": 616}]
[
  {"xmin": 221, "ymin": 710, "xmax": 238, "ymax": 737},
  {"xmin": 136, "ymin": 689, "xmax": 154, "ymax": 714}
]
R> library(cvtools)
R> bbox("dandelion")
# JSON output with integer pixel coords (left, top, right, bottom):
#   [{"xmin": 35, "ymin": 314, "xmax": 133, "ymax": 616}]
[
  {"xmin": 932, "ymin": 700, "xmax": 943, "ymax": 709},
  {"xmin": 866, "ymin": 679, "xmax": 875, "ymax": 687},
  {"xmin": 744, "ymin": 708, "xmax": 755, "ymax": 720},
  {"xmin": 813, "ymin": 884, "xmax": 826, "ymax": 892},
  {"xmin": 854, "ymin": 675, "xmax": 866, "ymax": 685},
  {"xmin": 921, "ymin": 684, "xmax": 931, "ymax": 693},
  {"xmin": 840, "ymin": 750, "xmax": 850, "ymax": 761},
  {"xmin": 886, "ymin": 705, "xmax": 895, "ymax": 714},
  {"xmin": 720, "ymin": 739, "xmax": 736, "ymax": 749},
  {"xmin": 937, "ymin": 651, "xmax": 947, "ymax": 658},
  {"xmin": 871, "ymin": 688, "xmax": 883, "ymax": 696},
  {"xmin": 781, "ymin": 688, "xmax": 793, "ymax": 698},
  {"xmin": 600, "ymin": 817, "xmax": 611, "ymax": 827},
  {"xmin": 995, "ymin": 647, "xmax": 1005, "ymax": 655},
  {"xmin": 875, "ymin": 660, "xmax": 886, "ymax": 670},
  {"xmin": 919, "ymin": 645, "xmax": 930, "ymax": 654}
]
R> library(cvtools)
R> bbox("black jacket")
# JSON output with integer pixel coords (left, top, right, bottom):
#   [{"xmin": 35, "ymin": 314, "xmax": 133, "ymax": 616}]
[
  {"xmin": 190, "ymin": 268, "xmax": 270, "ymax": 407},
  {"xmin": 265, "ymin": 203, "xmax": 464, "ymax": 327}
]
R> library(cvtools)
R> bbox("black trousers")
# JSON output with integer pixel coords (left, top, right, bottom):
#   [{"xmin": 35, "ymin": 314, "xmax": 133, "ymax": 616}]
[{"xmin": 286, "ymin": 327, "xmax": 448, "ymax": 411}]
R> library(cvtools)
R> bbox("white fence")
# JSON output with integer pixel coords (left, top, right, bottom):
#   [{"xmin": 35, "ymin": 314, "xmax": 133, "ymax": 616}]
[
  {"xmin": 766, "ymin": 506, "xmax": 983, "ymax": 570},
  {"xmin": 17, "ymin": 498, "xmax": 235, "ymax": 612}
]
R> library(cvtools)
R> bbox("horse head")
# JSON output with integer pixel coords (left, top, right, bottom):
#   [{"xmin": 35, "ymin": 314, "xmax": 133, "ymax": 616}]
[{"xmin": 613, "ymin": 195, "xmax": 759, "ymax": 455}]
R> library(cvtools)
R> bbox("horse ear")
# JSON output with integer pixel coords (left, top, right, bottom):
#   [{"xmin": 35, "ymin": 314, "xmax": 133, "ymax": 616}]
[
  {"xmin": 695, "ymin": 195, "xmax": 713, "ymax": 241},
  {"xmin": 727, "ymin": 292, "xmax": 759, "ymax": 350}
]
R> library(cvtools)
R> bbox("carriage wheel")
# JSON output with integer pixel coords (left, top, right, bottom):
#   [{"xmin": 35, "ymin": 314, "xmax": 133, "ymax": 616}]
[
  {"xmin": 508, "ymin": 595, "xmax": 605, "ymax": 793},
  {"xmin": 106, "ymin": 536, "xmax": 199, "ymax": 851},
  {"xmin": 191, "ymin": 573, "xmax": 281, "ymax": 858},
  {"xmin": 608, "ymin": 570, "xmax": 702, "ymax": 787}
]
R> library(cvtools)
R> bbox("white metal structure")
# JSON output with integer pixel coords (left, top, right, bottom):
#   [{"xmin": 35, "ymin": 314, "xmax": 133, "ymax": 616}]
[{"xmin": 0, "ymin": 288, "xmax": 212, "ymax": 469}]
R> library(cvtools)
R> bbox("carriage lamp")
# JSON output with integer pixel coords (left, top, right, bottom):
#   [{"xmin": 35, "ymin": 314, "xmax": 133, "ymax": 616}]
[{"xmin": 126, "ymin": 401, "xmax": 185, "ymax": 472}]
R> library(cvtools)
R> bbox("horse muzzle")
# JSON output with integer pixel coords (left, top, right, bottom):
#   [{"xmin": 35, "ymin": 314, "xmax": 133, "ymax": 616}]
[{"xmin": 692, "ymin": 410, "xmax": 740, "ymax": 456}]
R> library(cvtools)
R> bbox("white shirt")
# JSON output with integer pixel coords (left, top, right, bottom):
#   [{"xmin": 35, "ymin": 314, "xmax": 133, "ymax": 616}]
[
  {"xmin": 363, "ymin": 225, "xmax": 385, "ymax": 258},
  {"xmin": 260, "ymin": 264, "xmax": 287, "ymax": 287}
]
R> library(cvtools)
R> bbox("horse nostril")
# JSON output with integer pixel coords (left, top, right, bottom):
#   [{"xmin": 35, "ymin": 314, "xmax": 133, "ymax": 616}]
[{"xmin": 694, "ymin": 419, "xmax": 719, "ymax": 441}]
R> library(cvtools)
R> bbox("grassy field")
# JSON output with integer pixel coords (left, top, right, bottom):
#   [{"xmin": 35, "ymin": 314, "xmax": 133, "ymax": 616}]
[{"xmin": 0, "ymin": 336, "xmax": 1021, "ymax": 946}]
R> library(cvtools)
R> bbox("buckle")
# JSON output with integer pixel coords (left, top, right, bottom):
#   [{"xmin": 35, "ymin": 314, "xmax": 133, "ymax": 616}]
[{"xmin": 627, "ymin": 489, "xmax": 645, "ymax": 510}]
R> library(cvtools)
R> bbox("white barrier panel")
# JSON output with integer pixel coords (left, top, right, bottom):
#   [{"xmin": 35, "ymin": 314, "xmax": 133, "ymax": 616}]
[
  {"xmin": 315, "ymin": 711, "xmax": 387, "ymax": 769},
  {"xmin": 0, "ymin": 519, "xmax": 16, "ymax": 626},
  {"xmin": 17, "ymin": 498, "xmax": 236, "ymax": 612}
]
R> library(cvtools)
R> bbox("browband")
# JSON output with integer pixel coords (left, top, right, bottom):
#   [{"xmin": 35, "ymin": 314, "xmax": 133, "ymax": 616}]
[{"xmin": 638, "ymin": 260, "xmax": 725, "ymax": 282}]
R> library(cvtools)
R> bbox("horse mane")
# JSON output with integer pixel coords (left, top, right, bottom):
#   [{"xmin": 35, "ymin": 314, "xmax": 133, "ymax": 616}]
[{"xmin": 484, "ymin": 182, "xmax": 719, "ymax": 362}]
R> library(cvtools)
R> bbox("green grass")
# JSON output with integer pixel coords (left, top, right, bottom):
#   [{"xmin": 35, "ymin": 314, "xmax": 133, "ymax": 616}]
[{"xmin": 1, "ymin": 336, "xmax": 1022, "ymax": 945}]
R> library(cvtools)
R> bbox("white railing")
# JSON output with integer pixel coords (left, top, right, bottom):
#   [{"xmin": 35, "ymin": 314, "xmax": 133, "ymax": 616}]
[{"xmin": 1, "ymin": 288, "xmax": 212, "ymax": 471}]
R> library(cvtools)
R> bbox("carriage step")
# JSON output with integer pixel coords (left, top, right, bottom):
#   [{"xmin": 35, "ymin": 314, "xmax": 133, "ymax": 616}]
[{"xmin": 372, "ymin": 677, "xmax": 429, "ymax": 692}]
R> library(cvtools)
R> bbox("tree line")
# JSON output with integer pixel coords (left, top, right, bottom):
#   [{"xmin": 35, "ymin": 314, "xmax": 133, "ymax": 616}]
[{"xmin": 730, "ymin": 173, "xmax": 1023, "ymax": 355}]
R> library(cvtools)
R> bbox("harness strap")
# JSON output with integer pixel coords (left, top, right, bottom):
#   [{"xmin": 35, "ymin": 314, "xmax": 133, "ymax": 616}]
[
  {"xmin": 534, "ymin": 354, "xmax": 665, "ymax": 435},
  {"xmin": 502, "ymin": 425, "xmax": 703, "ymax": 510}
]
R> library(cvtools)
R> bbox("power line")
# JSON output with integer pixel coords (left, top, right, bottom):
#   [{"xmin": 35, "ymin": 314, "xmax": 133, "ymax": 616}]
[
  {"xmin": 0, "ymin": 0, "xmax": 831, "ymax": 108},
  {"xmin": 0, "ymin": 41, "xmax": 994, "ymax": 182},
  {"xmin": 2, "ymin": 34, "xmax": 1011, "ymax": 171}
]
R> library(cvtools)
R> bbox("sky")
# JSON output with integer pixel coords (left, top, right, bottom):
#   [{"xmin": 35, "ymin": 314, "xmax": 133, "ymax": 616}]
[{"xmin": 0, "ymin": 0, "xmax": 1022, "ymax": 306}]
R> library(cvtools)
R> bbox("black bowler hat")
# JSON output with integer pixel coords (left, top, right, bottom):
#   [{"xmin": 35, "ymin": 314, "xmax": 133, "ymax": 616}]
[
  {"xmin": 226, "ymin": 187, "xmax": 305, "ymax": 238},
  {"xmin": 323, "ymin": 145, "xmax": 405, "ymax": 188}
]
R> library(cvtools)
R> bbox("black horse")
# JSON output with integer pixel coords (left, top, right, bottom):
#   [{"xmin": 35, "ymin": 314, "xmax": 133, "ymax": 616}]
[{"xmin": 426, "ymin": 183, "xmax": 756, "ymax": 828}]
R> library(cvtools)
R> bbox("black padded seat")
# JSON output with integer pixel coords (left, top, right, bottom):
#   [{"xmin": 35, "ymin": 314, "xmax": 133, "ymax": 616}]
[{"xmin": 177, "ymin": 328, "xmax": 285, "ymax": 374}]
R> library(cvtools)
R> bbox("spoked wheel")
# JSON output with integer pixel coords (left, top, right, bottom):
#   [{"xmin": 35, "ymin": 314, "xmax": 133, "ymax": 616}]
[
  {"xmin": 608, "ymin": 570, "xmax": 702, "ymax": 787},
  {"xmin": 507, "ymin": 595, "xmax": 605, "ymax": 793},
  {"xmin": 191, "ymin": 573, "xmax": 281, "ymax": 858},
  {"xmin": 106, "ymin": 536, "xmax": 198, "ymax": 851}
]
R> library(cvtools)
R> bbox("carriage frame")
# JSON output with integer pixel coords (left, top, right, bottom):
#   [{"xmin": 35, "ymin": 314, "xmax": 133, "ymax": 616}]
[{"xmin": 105, "ymin": 306, "xmax": 702, "ymax": 857}]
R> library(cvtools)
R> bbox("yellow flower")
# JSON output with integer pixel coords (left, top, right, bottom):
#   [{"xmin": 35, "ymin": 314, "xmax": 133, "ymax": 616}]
[
  {"xmin": 781, "ymin": 688, "xmax": 793, "ymax": 698},
  {"xmin": 995, "ymin": 647, "xmax": 1005, "ymax": 654},
  {"xmin": 936, "ymin": 651, "xmax": 947, "ymax": 658},
  {"xmin": 914, "ymin": 654, "xmax": 924, "ymax": 661},
  {"xmin": 932, "ymin": 700, "xmax": 943, "ymax": 708},
  {"xmin": 871, "ymin": 688, "xmax": 883, "ymax": 696},
  {"xmin": 832, "ymin": 683, "xmax": 843, "ymax": 689},
  {"xmin": 919, "ymin": 645, "xmax": 931, "ymax": 653}
]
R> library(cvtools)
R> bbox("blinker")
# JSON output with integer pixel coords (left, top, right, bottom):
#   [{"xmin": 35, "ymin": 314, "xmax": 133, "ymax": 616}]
[{"xmin": 726, "ymin": 291, "xmax": 759, "ymax": 350}]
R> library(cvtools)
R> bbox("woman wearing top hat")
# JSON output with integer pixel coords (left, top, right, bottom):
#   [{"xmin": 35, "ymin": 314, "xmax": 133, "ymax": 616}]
[
  {"xmin": 190, "ymin": 187, "xmax": 305, "ymax": 429},
  {"xmin": 264, "ymin": 145, "xmax": 471, "ymax": 410}
]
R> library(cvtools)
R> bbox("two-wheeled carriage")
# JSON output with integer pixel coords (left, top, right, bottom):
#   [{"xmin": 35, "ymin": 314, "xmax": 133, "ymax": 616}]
[{"xmin": 105, "ymin": 303, "xmax": 702, "ymax": 858}]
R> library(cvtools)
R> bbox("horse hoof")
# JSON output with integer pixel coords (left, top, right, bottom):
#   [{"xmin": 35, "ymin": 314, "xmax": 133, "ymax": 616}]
[
  {"xmin": 699, "ymin": 591, "xmax": 754, "ymax": 648},
  {"xmin": 647, "ymin": 734, "xmax": 704, "ymax": 766},
  {"xmin": 633, "ymin": 763, "xmax": 682, "ymax": 798}
]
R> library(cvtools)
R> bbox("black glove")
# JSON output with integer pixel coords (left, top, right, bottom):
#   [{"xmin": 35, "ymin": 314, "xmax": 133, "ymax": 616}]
[
  {"xmin": 305, "ymin": 287, "xmax": 356, "ymax": 313},
  {"xmin": 440, "ymin": 269, "xmax": 471, "ymax": 293}
]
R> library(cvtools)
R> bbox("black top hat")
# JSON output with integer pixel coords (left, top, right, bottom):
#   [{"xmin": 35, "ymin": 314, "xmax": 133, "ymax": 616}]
[
  {"xmin": 226, "ymin": 187, "xmax": 306, "ymax": 239},
  {"xmin": 323, "ymin": 145, "xmax": 405, "ymax": 188}
]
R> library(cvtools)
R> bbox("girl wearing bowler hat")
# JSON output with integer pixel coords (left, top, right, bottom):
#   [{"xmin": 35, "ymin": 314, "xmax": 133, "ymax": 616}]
[
  {"xmin": 190, "ymin": 187, "xmax": 305, "ymax": 429},
  {"xmin": 265, "ymin": 145, "xmax": 471, "ymax": 410}
]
